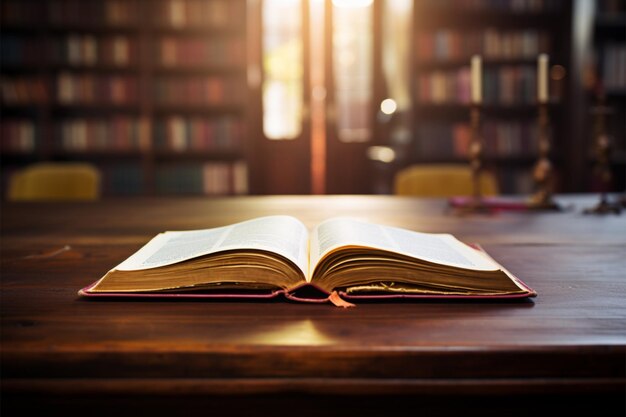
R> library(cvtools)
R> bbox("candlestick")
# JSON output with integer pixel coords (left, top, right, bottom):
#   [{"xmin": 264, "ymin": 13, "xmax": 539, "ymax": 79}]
[
  {"xmin": 471, "ymin": 55, "xmax": 482, "ymax": 104},
  {"xmin": 584, "ymin": 88, "xmax": 622, "ymax": 215},
  {"xmin": 537, "ymin": 54, "xmax": 549, "ymax": 104},
  {"xmin": 450, "ymin": 56, "xmax": 491, "ymax": 215},
  {"xmin": 528, "ymin": 102, "xmax": 560, "ymax": 210}
]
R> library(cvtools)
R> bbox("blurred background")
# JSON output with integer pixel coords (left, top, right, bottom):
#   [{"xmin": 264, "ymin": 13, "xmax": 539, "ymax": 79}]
[{"xmin": 1, "ymin": 0, "xmax": 624, "ymax": 199}]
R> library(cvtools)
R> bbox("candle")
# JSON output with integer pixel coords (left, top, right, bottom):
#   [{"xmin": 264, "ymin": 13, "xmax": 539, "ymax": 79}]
[
  {"xmin": 537, "ymin": 54, "xmax": 549, "ymax": 103},
  {"xmin": 471, "ymin": 55, "xmax": 482, "ymax": 104}
]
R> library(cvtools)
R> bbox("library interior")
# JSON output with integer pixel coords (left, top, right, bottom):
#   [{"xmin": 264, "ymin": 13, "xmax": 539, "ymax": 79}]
[
  {"xmin": 1, "ymin": 1, "xmax": 625, "ymax": 416},
  {"xmin": 1, "ymin": 0, "xmax": 624, "ymax": 199}
]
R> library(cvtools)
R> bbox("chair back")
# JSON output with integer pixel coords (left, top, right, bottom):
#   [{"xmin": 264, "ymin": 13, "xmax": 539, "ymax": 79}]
[
  {"xmin": 7, "ymin": 163, "xmax": 101, "ymax": 201},
  {"xmin": 394, "ymin": 164, "xmax": 499, "ymax": 197}
]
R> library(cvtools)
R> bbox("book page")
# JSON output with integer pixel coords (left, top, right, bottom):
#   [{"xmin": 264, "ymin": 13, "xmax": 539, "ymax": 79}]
[
  {"xmin": 115, "ymin": 215, "xmax": 309, "ymax": 276},
  {"xmin": 310, "ymin": 217, "xmax": 499, "ymax": 272}
]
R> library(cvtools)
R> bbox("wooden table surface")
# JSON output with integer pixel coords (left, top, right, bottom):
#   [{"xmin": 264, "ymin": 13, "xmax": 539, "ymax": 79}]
[{"xmin": 1, "ymin": 195, "xmax": 625, "ymax": 416}]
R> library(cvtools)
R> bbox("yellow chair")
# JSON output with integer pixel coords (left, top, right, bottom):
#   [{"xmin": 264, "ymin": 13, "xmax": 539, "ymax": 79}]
[
  {"xmin": 393, "ymin": 164, "xmax": 499, "ymax": 197},
  {"xmin": 7, "ymin": 162, "xmax": 101, "ymax": 201}
]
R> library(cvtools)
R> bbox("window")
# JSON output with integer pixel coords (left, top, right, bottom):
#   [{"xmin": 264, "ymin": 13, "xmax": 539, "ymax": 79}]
[
  {"xmin": 332, "ymin": 0, "xmax": 373, "ymax": 143},
  {"xmin": 262, "ymin": 0, "xmax": 303, "ymax": 140}
]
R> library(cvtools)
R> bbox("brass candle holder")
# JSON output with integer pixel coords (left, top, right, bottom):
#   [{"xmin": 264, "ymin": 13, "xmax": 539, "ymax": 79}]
[
  {"xmin": 453, "ymin": 104, "xmax": 491, "ymax": 214},
  {"xmin": 527, "ymin": 102, "xmax": 561, "ymax": 210},
  {"xmin": 469, "ymin": 105, "xmax": 486, "ymax": 206},
  {"xmin": 583, "ymin": 91, "xmax": 622, "ymax": 215}
]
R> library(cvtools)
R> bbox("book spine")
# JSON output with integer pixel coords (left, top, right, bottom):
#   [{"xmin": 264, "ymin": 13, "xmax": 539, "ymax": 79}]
[{"xmin": 416, "ymin": 120, "xmax": 539, "ymax": 159}]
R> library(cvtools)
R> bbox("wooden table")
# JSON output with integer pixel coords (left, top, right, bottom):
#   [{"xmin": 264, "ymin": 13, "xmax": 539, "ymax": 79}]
[{"xmin": 1, "ymin": 195, "xmax": 625, "ymax": 416}]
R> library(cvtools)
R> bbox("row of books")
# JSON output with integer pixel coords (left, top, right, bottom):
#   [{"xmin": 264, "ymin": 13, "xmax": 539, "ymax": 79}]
[
  {"xmin": 57, "ymin": 73, "xmax": 138, "ymax": 104},
  {"xmin": 50, "ymin": 36, "xmax": 135, "ymax": 67},
  {"xmin": 153, "ymin": 116, "xmax": 244, "ymax": 151},
  {"xmin": 48, "ymin": 0, "xmax": 137, "ymax": 27},
  {"xmin": 1, "ymin": 0, "xmax": 49, "ymax": 25},
  {"xmin": 1, "ymin": 0, "xmax": 139, "ymax": 27},
  {"xmin": 0, "ymin": 77, "xmax": 49, "ymax": 104},
  {"xmin": 1, "ymin": 0, "xmax": 246, "ymax": 29},
  {"xmin": 1, "ymin": 36, "xmax": 45, "ymax": 66},
  {"xmin": 155, "ymin": 161, "xmax": 248, "ymax": 195},
  {"xmin": 56, "ymin": 118, "xmax": 149, "ymax": 152},
  {"xmin": 416, "ymin": 0, "xmax": 562, "ymax": 12},
  {"xmin": 153, "ymin": 77, "xmax": 245, "ymax": 105},
  {"xmin": 601, "ymin": 44, "xmax": 626, "ymax": 91},
  {"xmin": 2, "ymin": 35, "xmax": 246, "ymax": 68},
  {"xmin": 155, "ymin": 0, "xmax": 244, "ymax": 29},
  {"xmin": 416, "ymin": 30, "xmax": 550, "ymax": 62},
  {"xmin": 0, "ymin": 162, "xmax": 248, "ymax": 196},
  {"xmin": 2, "ymin": 116, "xmax": 245, "ymax": 153},
  {"xmin": 101, "ymin": 163, "xmax": 143, "ymax": 195},
  {"xmin": 417, "ymin": 66, "xmax": 539, "ymax": 105},
  {"xmin": 157, "ymin": 37, "xmax": 245, "ymax": 68},
  {"xmin": 0, "ymin": 120, "xmax": 38, "ymax": 153},
  {"xmin": 416, "ymin": 121, "xmax": 541, "ymax": 159}
]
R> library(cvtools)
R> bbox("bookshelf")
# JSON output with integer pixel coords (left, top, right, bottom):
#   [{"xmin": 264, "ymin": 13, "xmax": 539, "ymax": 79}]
[
  {"xmin": 0, "ymin": 0, "xmax": 250, "ymax": 197},
  {"xmin": 409, "ymin": 0, "xmax": 571, "ymax": 194}
]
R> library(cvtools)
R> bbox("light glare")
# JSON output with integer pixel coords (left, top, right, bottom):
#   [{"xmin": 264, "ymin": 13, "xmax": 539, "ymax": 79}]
[
  {"xmin": 367, "ymin": 146, "xmax": 396, "ymax": 163},
  {"xmin": 332, "ymin": 0, "xmax": 373, "ymax": 8},
  {"xmin": 380, "ymin": 98, "xmax": 397, "ymax": 115}
]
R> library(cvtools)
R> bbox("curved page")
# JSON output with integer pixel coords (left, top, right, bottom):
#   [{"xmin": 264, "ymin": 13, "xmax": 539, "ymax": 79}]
[
  {"xmin": 310, "ymin": 217, "xmax": 500, "ymax": 275},
  {"xmin": 115, "ymin": 215, "xmax": 309, "ymax": 278}
]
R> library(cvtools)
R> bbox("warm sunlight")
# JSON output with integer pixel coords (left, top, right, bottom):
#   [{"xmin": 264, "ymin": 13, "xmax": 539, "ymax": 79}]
[
  {"xmin": 332, "ymin": 0, "xmax": 373, "ymax": 8},
  {"xmin": 262, "ymin": 0, "xmax": 303, "ymax": 140}
]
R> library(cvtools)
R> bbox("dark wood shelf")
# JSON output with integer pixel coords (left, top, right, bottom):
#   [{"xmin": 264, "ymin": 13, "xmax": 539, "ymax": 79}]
[
  {"xmin": 153, "ymin": 149, "xmax": 243, "ymax": 161},
  {"xmin": 148, "ymin": 27, "xmax": 245, "ymax": 36},
  {"xmin": 0, "ymin": 65, "xmax": 50, "ymax": 73},
  {"xmin": 413, "ymin": 103, "xmax": 559, "ymax": 118},
  {"xmin": 48, "ymin": 150, "xmax": 146, "ymax": 160},
  {"xmin": 0, "ymin": 152, "xmax": 41, "ymax": 162},
  {"xmin": 46, "ymin": 25, "xmax": 140, "ymax": 33},
  {"xmin": 51, "ymin": 104, "xmax": 141, "ymax": 113},
  {"xmin": 0, "ymin": 105, "xmax": 47, "ymax": 113},
  {"xmin": 152, "ymin": 66, "xmax": 246, "ymax": 76},
  {"xmin": 410, "ymin": 155, "xmax": 542, "ymax": 165},
  {"xmin": 151, "ymin": 105, "xmax": 244, "ymax": 115},
  {"xmin": 413, "ymin": 11, "xmax": 563, "ymax": 29},
  {"xmin": 415, "ymin": 58, "xmax": 541, "ymax": 70},
  {"xmin": 46, "ymin": 64, "xmax": 141, "ymax": 73}
]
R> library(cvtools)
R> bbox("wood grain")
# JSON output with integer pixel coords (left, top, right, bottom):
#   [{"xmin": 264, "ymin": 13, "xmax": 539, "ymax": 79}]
[{"xmin": 1, "ymin": 195, "xmax": 625, "ymax": 416}]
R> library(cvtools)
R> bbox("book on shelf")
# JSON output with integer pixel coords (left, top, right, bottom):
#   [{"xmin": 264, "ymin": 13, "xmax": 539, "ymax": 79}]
[
  {"xmin": 157, "ymin": 37, "xmax": 244, "ymax": 68},
  {"xmin": 153, "ymin": 116, "xmax": 243, "ymax": 151},
  {"xmin": 0, "ymin": 120, "xmax": 37, "ymax": 153},
  {"xmin": 56, "ymin": 73, "xmax": 138, "ymax": 104},
  {"xmin": 57, "ymin": 117, "xmax": 149, "ymax": 151},
  {"xmin": 79, "ymin": 216, "xmax": 536, "ymax": 306},
  {"xmin": 417, "ymin": 66, "xmax": 538, "ymax": 105},
  {"xmin": 153, "ymin": 76, "xmax": 244, "ymax": 106},
  {"xmin": 103, "ymin": 164, "xmax": 144, "ymax": 195},
  {"xmin": 0, "ymin": 76, "xmax": 49, "ymax": 104},
  {"xmin": 416, "ymin": 29, "xmax": 550, "ymax": 62},
  {"xmin": 416, "ymin": 120, "xmax": 539, "ymax": 159},
  {"xmin": 416, "ymin": 0, "xmax": 563, "ymax": 13},
  {"xmin": 156, "ymin": 0, "xmax": 243, "ymax": 29},
  {"xmin": 155, "ymin": 161, "xmax": 248, "ymax": 195},
  {"xmin": 48, "ymin": 0, "xmax": 137, "ymax": 27},
  {"xmin": 49, "ymin": 35, "xmax": 135, "ymax": 67}
]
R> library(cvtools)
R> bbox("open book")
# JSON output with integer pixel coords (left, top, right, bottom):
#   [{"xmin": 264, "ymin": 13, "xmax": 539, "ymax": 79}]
[{"xmin": 79, "ymin": 216, "xmax": 536, "ymax": 305}]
